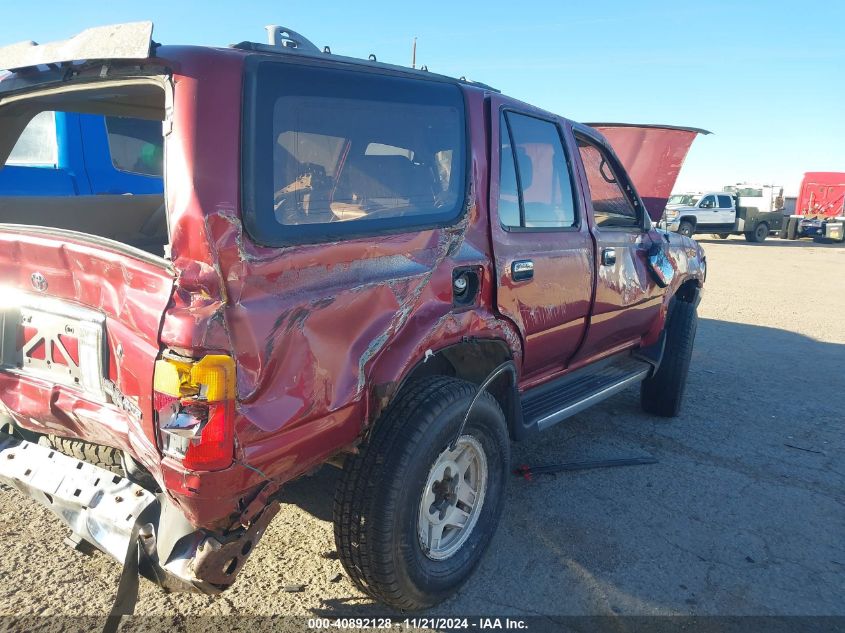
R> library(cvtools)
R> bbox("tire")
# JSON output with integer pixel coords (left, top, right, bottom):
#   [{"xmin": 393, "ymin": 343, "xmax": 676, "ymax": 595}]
[
  {"xmin": 37, "ymin": 434, "xmax": 123, "ymax": 474},
  {"xmin": 778, "ymin": 221, "xmax": 789, "ymax": 239},
  {"xmin": 786, "ymin": 217, "xmax": 799, "ymax": 240},
  {"xmin": 333, "ymin": 376, "xmax": 509, "ymax": 610},
  {"xmin": 712, "ymin": 233, "xmax": 730, "ymax": 240},
  {"xmin": 641, "ymin": 299, "xmax": 698, "ymax": 417},
  {"xmin": 744, "ymin": 222, "xmax": 768, "ymax": 243},
  {"xmin": 678, "ymin": 221, "xmax": 694, "ymax": 237}
]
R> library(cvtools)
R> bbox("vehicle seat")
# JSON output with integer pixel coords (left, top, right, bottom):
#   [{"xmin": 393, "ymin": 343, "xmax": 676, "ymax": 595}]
[{"xmin": 333, "ymin": 155, "xmax": 435, "ymax": 219}]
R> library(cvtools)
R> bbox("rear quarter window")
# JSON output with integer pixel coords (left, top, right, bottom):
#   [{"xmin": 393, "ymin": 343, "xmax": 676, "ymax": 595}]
[{"xmin": 242, "ymin": 60, "xmax": 467, "ymax": 246}]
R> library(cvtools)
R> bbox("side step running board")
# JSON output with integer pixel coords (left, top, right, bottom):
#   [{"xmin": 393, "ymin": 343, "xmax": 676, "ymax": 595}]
[{"xmin": 521, "ymin": 356, "xmax": 651, "ymax": 433}]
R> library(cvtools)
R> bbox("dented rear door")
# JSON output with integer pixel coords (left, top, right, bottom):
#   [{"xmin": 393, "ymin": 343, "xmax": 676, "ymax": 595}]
[{"xmin": 488, "ymin": 99, "xmax": 594, "ymax": 379}]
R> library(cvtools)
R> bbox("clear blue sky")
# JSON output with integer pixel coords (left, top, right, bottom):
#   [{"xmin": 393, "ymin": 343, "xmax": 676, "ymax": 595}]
[{"xmin": 3, "ymin": 0, "xmax": 842, "ymax": 195}]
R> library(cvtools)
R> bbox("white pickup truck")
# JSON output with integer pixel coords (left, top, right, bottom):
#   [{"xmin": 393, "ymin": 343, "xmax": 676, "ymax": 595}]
[{"xmin": 660, "ymin": 186, "xmax": 785, "ymax": 242}]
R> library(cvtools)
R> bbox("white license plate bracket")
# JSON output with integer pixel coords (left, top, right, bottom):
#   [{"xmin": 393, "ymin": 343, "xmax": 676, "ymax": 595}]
[{"xmin": 1, "ymin": 294, "xmax": 107, "ymax": 398}]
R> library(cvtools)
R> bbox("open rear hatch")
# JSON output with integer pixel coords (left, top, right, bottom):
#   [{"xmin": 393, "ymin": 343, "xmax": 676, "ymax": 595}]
[
  {"xmin": 0, "ymin": 227, "xmax": 173, "ymax": 455},
  {"xmin": 0, "ymin": 27, "xmax": 173, "ymax": 460},
  {"xmin": 587, "ymin": 123, "xmax": 711, "ymax": 222}
]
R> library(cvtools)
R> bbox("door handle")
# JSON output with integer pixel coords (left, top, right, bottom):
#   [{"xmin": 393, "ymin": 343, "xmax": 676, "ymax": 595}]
[
  {"xmin": 601, "ymin": 248, "xmax": 616, "ymax": 266},
  {"xmin": 511, "ymin": 260, "xmax": 534, "ymax": 281}
]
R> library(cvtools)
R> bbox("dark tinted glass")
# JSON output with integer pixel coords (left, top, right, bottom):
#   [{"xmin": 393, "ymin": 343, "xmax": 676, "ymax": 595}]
[
  {"xmin": 498, "ymin": 116, "xmax": 521, "ymax": 227},
  {"xmin": 503, "ymin": 112, "xmax": 576, "ymax": 228},
  {"xmin": 577, "ymin": 139, "xmax": 639, "ymax": 227},
  {"xmin": 244, "ymin": 61, "xmax": 467, "ymax": 245},
  {"xmin": 105, "ymin": 116, "xmax": 163, "ymax": 177}
]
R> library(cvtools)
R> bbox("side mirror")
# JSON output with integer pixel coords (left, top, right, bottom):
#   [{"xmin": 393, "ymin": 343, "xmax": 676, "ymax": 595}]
[{"xmin": 646, "ymin": 241, "xmax": 675, "ymax": 287}]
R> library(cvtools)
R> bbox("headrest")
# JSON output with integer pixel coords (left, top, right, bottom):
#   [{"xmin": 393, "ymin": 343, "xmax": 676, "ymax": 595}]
[{"xmin": 515, "ymin": 146, "xmax": 533, "ymax": 189}]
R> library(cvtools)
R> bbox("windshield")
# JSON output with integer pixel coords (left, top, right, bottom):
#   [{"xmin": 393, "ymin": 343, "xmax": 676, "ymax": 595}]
[
  {"xmin": 668, "ymin": 194, "xmax": 697, "ymax": 205},
  {"xmin": 724, "ymin": 186, "xmax": 764, "ymax": 197}
]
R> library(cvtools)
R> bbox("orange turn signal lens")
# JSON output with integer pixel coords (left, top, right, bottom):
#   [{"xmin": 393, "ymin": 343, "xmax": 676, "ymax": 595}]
[{"xmin": 153, "ymin": 355, "xmax": 235, "ymax": 401}]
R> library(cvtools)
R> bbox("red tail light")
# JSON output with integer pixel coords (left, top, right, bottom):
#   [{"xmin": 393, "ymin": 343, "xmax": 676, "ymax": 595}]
[
  {"xmin": 153, "ymin": 355, "xmax": 236, "ymax": 471},
  {"xmin": 181, "ymin": 403, "xmax": 233, "ymax": 471}
]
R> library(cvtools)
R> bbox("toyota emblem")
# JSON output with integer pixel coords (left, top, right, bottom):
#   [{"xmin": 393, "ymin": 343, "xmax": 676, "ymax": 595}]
[{"xmin": 30, "ymin": 272, "xmax": 48, "ymax": 292}]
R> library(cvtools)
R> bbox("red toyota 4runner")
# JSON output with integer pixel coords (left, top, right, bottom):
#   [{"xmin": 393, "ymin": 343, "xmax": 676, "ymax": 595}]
[{"xmin": 0, "ymin": 23, "xmax": 706, "ymax": 612}]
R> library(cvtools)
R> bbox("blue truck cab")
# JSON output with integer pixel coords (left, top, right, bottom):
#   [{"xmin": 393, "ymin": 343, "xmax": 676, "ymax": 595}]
[{"xmin": 0, "ymin": 111, "xmax": 163, "ymax": 196}]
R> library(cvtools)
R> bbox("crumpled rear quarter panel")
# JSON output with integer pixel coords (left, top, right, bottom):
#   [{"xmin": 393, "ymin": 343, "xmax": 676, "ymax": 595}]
[{"xmin": 153, "ymin": 66, "xmax": 514, "ymax": 527}]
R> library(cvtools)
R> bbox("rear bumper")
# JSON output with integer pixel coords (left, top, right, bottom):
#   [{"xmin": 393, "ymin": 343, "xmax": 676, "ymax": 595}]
[
  {"xmin": 0, "ymin": 369, "xmax": 267, "ymax": 531},
  {"xmin": 0, "ymin": 431, "xmax": 277, "ymax": 594}
]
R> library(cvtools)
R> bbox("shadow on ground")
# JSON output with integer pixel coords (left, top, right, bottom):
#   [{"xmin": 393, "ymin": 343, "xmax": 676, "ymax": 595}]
[
  {"xmin": 281, "ymin": 318, "xmax": 845, "ymax": 617},
  {"xmin": 279, "ymin": 464, "xmax": 338, "ymax": 524},
  {"xmin": 695, "ymin": 237, "xmax": 845, "ymax": 248}
]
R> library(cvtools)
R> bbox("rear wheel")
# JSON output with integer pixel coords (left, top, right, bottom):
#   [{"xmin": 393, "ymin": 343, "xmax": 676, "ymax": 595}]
[
  {"xmin": 333, "ymin": 377, "xmax": 509, "ymax": 610},
  {"xmin": 786, "ymin": 217, "xmax": 799, "ymax": 240},
  {"xmin": 744, "ymin": 222, "xmax": 768, "ymax": 243},
  {"xmin": 641, "ymin": 299, "xmax": 698, "ymax": 417},
  {"xmin": 778, "ymin": 221, "xmax": 789, "ymax": 239},
  {"xmin": 678, "ymin": 221, "xmax": 695, "ymax": 237}
]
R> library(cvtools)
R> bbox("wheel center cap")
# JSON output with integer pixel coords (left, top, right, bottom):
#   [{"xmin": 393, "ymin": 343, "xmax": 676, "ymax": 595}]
[{"xmin": 428, "ymin": 461, "xmax": 459, "ymax": 523}]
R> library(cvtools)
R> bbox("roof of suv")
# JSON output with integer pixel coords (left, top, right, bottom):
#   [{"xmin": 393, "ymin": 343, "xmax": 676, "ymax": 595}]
[
  {"xmin": 0, "ymin": 22, "xmax": 706, "ymax": 142},
  {"xmin": 0, "ymin": 21, "xmax": 500, "ymax": 97}
]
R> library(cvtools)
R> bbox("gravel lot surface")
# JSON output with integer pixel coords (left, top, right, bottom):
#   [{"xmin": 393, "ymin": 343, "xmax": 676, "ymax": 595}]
[{"xmin": 0, "ymin": 236, "xmax": 843, "ymax": 627}]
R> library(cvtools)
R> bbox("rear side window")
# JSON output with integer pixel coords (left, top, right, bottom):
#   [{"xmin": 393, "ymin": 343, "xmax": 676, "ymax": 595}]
[
  {"xmin": 576, "ymin": 137, "xmax": 640, "ymax": 228},
  {"xmin": 243, "ymin": 61, "xmax": 467, "ymax": 245},
  {"xmin": 498, "ymin": 112, "xmax": 577, "ymax": 229},
  {"xmin": 105, "ymin": 116, "xmax": 163, "ymax": 177},
  {"xmin": 6, "ymin": 111, "xmax": 57, "ymax": 166},
  {"xmin": 718, "ymin": 195, "xmax": 733, "ymax": 208}
]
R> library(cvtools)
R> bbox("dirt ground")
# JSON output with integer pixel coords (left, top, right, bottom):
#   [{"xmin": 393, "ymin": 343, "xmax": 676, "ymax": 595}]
[{"xmin": 0, "ymin": 236, "xmax": 843, "ymax": 625}]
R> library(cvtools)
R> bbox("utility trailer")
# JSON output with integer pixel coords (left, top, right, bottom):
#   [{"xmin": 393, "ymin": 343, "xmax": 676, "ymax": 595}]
[
  {"xmin": 721, "ymin": 183, "xmax": 786, "ymax": 238},
  {"xmin": 784, "ymin": 172, "xmax": 845, "ymax": 242},
  {"xmin": 660, "ymin": 185, "xmax": 783, "ymax": 242}
]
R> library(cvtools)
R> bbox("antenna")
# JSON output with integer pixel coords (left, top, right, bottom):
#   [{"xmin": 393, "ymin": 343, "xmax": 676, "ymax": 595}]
[{"xmin": 411, "ymin": 36, "xmax": 417, "ymax": 69}]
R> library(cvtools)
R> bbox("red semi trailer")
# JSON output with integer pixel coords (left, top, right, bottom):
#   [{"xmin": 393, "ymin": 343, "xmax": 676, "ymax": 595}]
[{"xmin": 785, "ymin": 172, "xmax": 845, "ymax": 242}]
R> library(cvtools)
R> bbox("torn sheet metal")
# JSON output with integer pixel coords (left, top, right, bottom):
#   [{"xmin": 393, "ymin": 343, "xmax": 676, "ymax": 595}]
[
  {"xmin": 0, "ymin": 431, "xmax": 158, "ymax": 563},
  {"xmin": 0, "ymin": 22, "xmax": 154, "ymax": 71}
]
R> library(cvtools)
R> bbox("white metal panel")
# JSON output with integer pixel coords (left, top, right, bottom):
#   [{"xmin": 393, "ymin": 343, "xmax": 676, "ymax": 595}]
[{"xmin": 0, "ymin": 22, "xmax": 153, "ymax": 71}]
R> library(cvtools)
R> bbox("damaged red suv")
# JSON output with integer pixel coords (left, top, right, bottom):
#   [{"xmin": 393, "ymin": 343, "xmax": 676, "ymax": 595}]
[{"xmin": 0, "ymin": 23, "xmax": 706, "ymax": 612}]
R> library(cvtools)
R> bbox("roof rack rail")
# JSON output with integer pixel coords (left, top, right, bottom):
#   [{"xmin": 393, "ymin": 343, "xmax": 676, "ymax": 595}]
[
  {"xmin": 264, "ymin": 25, "xmax": 320, "ymax": 53},
  {"xmin": 459, "ymin": 76, "xmax": 499, "ymax": 93},
  {"xmin": 230, "ymin": 25, "xmax": 500, "ymax": 93}
]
